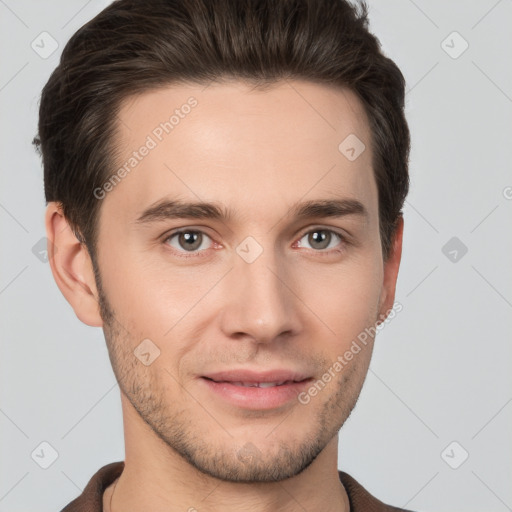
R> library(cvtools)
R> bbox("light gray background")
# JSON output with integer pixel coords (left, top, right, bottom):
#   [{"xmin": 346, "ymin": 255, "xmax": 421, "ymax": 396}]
[{"xmin": 1, "ymin": 1, "xmax": 511, "ymax": 511}]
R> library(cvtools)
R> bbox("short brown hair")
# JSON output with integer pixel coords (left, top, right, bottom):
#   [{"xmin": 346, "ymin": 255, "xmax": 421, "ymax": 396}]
[{"xmin": 33, "ymin": 0, "xmax": 409, "ymax": 263}]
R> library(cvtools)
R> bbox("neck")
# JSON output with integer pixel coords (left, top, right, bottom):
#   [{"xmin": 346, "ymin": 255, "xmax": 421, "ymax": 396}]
[{"xmin": 108, "ymin": 394, "xmax": 350, "ymax": 512}]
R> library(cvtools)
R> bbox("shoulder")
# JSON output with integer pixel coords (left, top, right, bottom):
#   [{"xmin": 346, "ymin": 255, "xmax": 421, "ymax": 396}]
[
  {"xmin": 338, "ymin": 470, "xmax": 417, "ymax": 512},
  {"xmin": 60, "ymin": 461, "xmax": 125, "ymax": 512}
]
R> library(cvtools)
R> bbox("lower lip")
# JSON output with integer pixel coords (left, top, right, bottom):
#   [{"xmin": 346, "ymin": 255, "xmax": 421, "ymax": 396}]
[{"xmin": 200, "ymin": 377, "xmax": 313, "ymax": 410}]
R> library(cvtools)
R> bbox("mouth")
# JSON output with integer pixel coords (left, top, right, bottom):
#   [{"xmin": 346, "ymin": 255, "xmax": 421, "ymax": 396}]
[
  {"xmin": 199, "ymin": 370, "xmax": 314, "ymax": 410},
  {"xmin": 202, "ymin": 377, "xmax": 310, "ymax": 388}
]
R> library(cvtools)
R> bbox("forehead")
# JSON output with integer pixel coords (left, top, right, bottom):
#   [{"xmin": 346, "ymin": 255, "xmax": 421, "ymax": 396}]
[{"xmin": 103, "ymin": 79, "xmax": 376, "ymax": 228}]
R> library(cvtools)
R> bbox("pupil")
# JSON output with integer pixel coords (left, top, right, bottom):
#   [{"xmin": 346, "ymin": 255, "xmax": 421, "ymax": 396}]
[
  {"xmin": 310, "ymin": 230, "xmax": 329, "ymax": 249},
  {"xmin": 180, "ymin": 231, "xmax": 201, "ymax": 251}
]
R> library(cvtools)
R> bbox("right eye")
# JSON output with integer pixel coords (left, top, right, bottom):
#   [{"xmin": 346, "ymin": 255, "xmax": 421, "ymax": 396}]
[{"xmin": 163, "ymin": 229, "xmax": 214, "ymax": 255}]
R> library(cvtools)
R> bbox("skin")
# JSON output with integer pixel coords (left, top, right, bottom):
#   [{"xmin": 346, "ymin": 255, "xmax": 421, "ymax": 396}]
[{"xmin": 46, "ymin": 79, "xmax": 403, "ymax": 512}]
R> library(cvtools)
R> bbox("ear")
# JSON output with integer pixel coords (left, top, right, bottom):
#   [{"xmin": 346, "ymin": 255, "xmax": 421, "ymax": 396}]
[
  {"xmin": 377, "ymin": 215, "xmax": 404, "ymax": 323},
  {"xmin": 45, "ymin": 202, "xmax": 103, "ymax": 327}
]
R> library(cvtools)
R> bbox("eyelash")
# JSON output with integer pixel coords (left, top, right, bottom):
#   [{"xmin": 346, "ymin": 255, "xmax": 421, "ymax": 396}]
[{"xmin": 162, "ymin": 227, "xmax": 348, "ymax": 259}]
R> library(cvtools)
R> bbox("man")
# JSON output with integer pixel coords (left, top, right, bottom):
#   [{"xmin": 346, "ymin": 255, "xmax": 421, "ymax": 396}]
[{"xmin": 34, "ymin": 0, "xmax": 412, "ymax": 510}]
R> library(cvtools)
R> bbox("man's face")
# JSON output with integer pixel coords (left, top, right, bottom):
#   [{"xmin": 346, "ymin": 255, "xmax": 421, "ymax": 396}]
[{"xmin": 93, "ymin": 80, "xmax": 395, "ymax": 482}]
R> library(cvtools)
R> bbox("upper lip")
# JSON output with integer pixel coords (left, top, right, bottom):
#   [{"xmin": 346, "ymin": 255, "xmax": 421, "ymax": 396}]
[{"xmin": 202, "ymin": 369, "xmax": 312, "ymax": 384}]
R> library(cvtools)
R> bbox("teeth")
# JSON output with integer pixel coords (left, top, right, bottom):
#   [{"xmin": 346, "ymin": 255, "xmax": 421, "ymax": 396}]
[
  {"xmin": 258, "ymin": 381, "xmax": 283, "ymax": 388},
  {"xmin": 229, "ymin": 381, "xmax": 289, "ymax": 388}
]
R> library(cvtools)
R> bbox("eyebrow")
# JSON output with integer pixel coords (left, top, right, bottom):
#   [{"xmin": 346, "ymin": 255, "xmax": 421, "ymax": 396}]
[{"xmin": 133, "ymin": 197, "xmax": 368, "ymax": 225}]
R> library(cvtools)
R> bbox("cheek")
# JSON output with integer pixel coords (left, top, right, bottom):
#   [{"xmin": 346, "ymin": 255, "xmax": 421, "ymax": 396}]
[
  {"xmin": 295, "ymin": 254, "xmax": 383, "ymax": 344},
  {"xmin": 98, "ymin": 246, "xmax": 224, "ymax": 353}
]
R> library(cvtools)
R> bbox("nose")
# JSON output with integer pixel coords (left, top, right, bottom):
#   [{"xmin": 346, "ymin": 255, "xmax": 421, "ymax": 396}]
[{"xmin": 218, "ymin": 244, "xmax": 303, "ymax": 345}]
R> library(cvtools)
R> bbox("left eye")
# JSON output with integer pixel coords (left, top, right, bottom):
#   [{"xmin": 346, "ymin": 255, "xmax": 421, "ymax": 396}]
[{"xmin": 297, "ymin": 229, "xmax": 344, "ymax": 251}]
